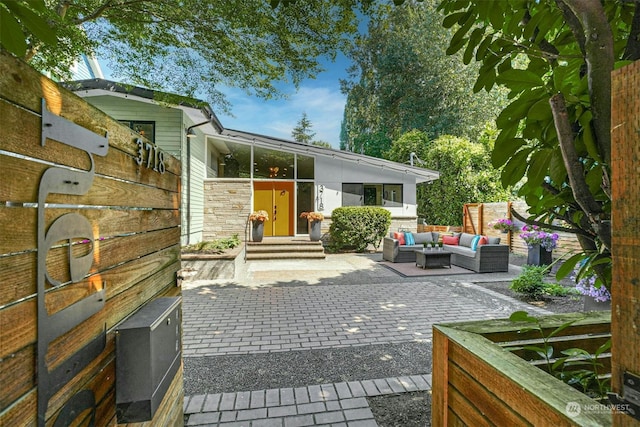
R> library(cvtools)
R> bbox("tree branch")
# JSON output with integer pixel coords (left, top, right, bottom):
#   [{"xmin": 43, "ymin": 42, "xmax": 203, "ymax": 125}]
[
  {"xmin": 510, "ymin": 207, "xmax": 593, "ymax": 238},
  {"xmin": 559, "ymin": 0, "xmax": 613, "ymax": 166},
  {"xmin": 549, "ymin": 93, "xmax": 612, "ymax": 250},
  {"xmin": 623, "ymin": 1, "xmax": 640, "ymax": 61}
]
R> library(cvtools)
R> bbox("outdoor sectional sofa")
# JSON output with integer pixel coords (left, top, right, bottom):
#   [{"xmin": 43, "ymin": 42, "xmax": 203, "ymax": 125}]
[
  {"xmin": 443, "ymin": 232, "xmax": 509, "ymax": 273},
  {"xmin": 382, "ymin": 231, "xmax": 509, "ymax": 273}
]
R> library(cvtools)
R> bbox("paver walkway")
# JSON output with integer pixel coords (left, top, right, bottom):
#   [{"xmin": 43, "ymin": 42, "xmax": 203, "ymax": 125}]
[
  {"xmin": 184, "ymin": 375, "xmax": 432, "ymax": 427},
  {"xmin": 182, "ymin": 254, "xmax": 548, "ymax": 426}
]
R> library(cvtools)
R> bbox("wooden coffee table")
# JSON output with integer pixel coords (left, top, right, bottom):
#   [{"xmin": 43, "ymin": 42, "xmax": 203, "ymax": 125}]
[{"xmin": 415, "ymin": 249, "xmax": 452, "ymax": 269}]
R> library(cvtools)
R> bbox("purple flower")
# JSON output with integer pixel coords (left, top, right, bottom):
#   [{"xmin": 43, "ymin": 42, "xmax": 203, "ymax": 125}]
[
  {"xmin": 573, "ymin": 272, "xmax": 611, "ymax": 302},
  {"xmin": 519, "ymin": 225, "xmax": 559, "ymax": 251}
]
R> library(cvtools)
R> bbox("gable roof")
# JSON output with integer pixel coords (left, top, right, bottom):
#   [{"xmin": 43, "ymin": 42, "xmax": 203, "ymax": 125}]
[{"xmin": 62, "ymin": 79, "xmax": 224, "ymax": 133}]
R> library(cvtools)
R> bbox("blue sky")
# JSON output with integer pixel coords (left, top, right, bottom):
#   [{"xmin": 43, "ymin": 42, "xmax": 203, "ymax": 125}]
[
  {"xmin": 99, "ymin": 53, "xmax": 351, "ymax": 149},
  {"xmin": 217, "ymin": 53, "xmax": 351, "ymax": 149}
]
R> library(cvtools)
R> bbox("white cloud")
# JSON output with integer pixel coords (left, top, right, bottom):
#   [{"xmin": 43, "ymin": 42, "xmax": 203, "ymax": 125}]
[{"xmin": 218, "ymin": 84, "xmax": 346, "ymax": 148}]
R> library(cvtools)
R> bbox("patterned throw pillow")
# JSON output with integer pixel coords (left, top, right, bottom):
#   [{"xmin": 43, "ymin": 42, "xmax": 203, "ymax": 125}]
[
  {"xmin": 393, "ymin": 232, "xmax": 406, "ymax": 245},
  {"xmin": 404, "ymin": 232, "xmax": 415, "ymax": 245},
  {"xmin": 442, "ymin": 235, "xmax": 459, "ymax": 245}
]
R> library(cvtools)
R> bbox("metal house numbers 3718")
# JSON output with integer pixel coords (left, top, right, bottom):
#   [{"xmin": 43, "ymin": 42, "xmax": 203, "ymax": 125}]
[{"xmin": 134, "ymin": 138, "xmax": 166, "ymax": 174}]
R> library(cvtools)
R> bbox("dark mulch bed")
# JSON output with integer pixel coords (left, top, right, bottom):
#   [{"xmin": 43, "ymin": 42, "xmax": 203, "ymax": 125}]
[{"xmin": 473, "ymin": 253, "xmax": 586, "ymax": 314}]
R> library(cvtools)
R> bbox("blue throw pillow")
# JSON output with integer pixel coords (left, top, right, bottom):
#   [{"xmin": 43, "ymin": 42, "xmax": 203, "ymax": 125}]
[
  {"xmin": 471, "ymin": 235, "xmax": 481, "ymax": 251},
  {"xmin": 404, "ymin": 232, "xmax": 415, "ymax": 245}
]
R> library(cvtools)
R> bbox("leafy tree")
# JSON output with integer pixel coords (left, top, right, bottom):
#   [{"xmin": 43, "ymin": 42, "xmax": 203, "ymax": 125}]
[
  {"xmin": 291, "ymin": 112, "xmax": 316, "ymax": 144},
  {"xmin": 312, "ymin": 140, "xmax": 333, "ymax": 148},
  {"xmin": 340, "ymin": 1, "xmax": 506, "ymax": 154},
  {"xmin": 386, "ymin": 129, "xmax": 511, "ymax": 225},
  {"xmin": 0, "ymin": 0, "xmax": 366, "ymax": 111},
  {"xmin": 436, "ymin": 0, "xmax": 640, "ymax": 288}
]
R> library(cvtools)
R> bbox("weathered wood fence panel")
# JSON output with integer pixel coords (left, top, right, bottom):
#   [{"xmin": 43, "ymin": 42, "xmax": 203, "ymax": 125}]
[
  {"xmin": 611, "ymin": 59, "xmax": 640, "ymax": 427},
  {"xmin": 432, "ymin": 312, "xmax": 612, "ymax": 426},
  {"xmin": 463, "ymin": 201, "xmax": 583, "ymax": 260},
  {"xmin": 0, "ymin": 52, "xmax": 182, "ymax": 426}
]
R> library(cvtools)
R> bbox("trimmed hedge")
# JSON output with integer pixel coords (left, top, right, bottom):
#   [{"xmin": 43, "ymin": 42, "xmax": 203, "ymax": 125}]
[{"xmin": 329, "ymin": 207, "xmax": 391, "ymax": 252}]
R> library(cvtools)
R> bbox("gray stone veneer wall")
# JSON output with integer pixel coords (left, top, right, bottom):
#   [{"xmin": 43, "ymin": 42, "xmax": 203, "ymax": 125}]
[{"xmin": 203, "ymin": 179, "xmax": 252, "ymax": 240}]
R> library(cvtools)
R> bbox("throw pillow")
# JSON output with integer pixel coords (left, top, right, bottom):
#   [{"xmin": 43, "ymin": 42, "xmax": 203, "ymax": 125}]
[
  {"xmin": 487, "ymin": 237, "xmax": 501, "ymax": 245},
  {"xmin": 471, "ymin": 235, "xmax": 482, "ymax": 251},
  {"xmin": 442, "ymin": 235, "xmax": 459, "ymax": 245},
  {"xmin": 478, "ymin": 236, "xmax": 488, "ymax": 247},
  {"xmin": 459, "ymin": 233, "xmax": 476, "ymax": 247},
  {"xmin": 404, "ymin": 232, "xmax": 415, "ymax": 245},
  {"xmin": 393, "ymin": 232, "xmax": 406, "ymax": 245}
]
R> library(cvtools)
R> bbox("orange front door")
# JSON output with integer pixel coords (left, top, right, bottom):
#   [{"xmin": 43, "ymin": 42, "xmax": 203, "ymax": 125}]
[{"xmin": 253, "ymin": 182, "xmax": 294, "ymax": 236}]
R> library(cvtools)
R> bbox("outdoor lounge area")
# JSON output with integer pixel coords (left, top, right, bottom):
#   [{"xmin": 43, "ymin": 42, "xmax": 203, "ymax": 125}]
[{"xmin": 382, "ymin": 231, "xmax": 509, "ymax": 273}]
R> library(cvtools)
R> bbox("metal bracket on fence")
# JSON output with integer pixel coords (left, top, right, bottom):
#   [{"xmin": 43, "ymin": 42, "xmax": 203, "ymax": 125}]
[{"xmin": 608, "ymin": 371, "xmax": 640, "ymax": 421}]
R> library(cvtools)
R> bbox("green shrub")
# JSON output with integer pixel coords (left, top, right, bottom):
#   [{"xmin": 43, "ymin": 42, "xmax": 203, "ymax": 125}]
[
  {"xmin": 182, "ymin": 234, "xmax": 241, "ymax": 253},
  {"xmin": 510, "ymin": 265, "xmax": 547, "ymax": 299},
  {"xmin": 542, "ymin": 283, "xmax": 577, "ymax": 297},
  {"xmin": 329, "ymin": 207, "xmax": 391, "ymax": 252}
]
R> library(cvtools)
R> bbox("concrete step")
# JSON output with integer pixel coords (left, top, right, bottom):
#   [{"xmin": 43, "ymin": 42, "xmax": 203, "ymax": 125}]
[
  {"xmin": 245, "ymin": 251, "xmax": 326, "ymax": 260},
  {"xmin": 247, "ymin": 244, "xmax": 325, "ymax": 253}
]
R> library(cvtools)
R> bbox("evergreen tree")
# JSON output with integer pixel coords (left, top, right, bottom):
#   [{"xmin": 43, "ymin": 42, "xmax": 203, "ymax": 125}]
[{"xmin": 291, "ymin": 112, "xmax": 316, "ymax": 144}]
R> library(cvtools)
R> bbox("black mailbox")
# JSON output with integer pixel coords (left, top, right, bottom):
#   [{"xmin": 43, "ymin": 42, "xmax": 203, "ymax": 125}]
[{"xmin": 116, "ymin": 296, "xmax": 181, "ymax": 423}]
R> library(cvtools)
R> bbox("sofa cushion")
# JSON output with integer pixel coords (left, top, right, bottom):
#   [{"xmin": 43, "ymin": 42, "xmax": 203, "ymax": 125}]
[
  {"xmin": 459, "ymin": 233, "xmax": 476, "ymax": 248},
  {"xmin": 442, "ymin": 235, "xmax": 459, "ymax": 245},
  {"xmin": 488, "ymin": 236, "xmax": 501, "ymax": 244},
  {"xmin": 404, "ymin": 232, "xmax": 415, "ymax": 245},
  {"xmin": 478, "ymin": 236, "xmax": 488, "ymax": 246},
  {"xmin": 413, "ymin": 232, "xmax": 435, "ymax": 245},
  {"xmin": 393, "ymin": 232, "xmax": 406, "ymax": 245}
]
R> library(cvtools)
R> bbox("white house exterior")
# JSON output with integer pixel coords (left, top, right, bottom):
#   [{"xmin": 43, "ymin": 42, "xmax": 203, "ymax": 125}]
[{"xmin": 65, "ymin": 79, "xmax": 439, "ymax": 244}]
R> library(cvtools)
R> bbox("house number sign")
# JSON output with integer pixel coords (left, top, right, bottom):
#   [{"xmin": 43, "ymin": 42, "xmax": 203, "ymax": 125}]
[
  {"xmin": 134, "ymin": 138, "xmax": 166, "ymax": 174},
  {"xmin": 38, "ymin": 99, "xmax": 108, "ymax": 427}
]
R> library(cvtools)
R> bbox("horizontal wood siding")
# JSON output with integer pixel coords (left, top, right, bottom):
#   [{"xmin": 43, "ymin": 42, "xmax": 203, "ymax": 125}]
[
  {"xmin": 84, "ymin": 95, "xmax": 183, "ymax": 156},
  {"xmin": 432, "ymin": 312, "xmax": 612, "ymax": 426},
  {"xmin": 0, "ymin": 52, "xmax": 182, "ymax": 426}
]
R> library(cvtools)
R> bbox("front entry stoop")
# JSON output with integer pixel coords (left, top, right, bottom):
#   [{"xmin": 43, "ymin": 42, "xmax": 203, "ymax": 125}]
[{"xmin": 245, "ymin": 237, "xmax": 326, "ymax": 260}]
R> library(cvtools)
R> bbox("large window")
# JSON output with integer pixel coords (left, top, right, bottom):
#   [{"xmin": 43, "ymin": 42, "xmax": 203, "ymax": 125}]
[
  {"xmin": 119, "ymin": 120, "xmax": 155, "ymax": 143},
  {"xmin": 215, "ymin": 140, "xmax": 315, "ymax": 180},
  {"xmin": 342, "ymin": 183, "xmax": 403, "ymax": 207}
]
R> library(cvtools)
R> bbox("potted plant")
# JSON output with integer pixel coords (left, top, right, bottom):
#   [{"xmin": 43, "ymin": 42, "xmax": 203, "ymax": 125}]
[
  {"xmin": 490, "ymin": 218, "xmax": 519, "ymax": 233},
  {"xmin": 573, "ymin": 269, "xmax": 612, "ymax": 311},
  {"xmin": 438, "ymin": 241, "xmax": 443, "ymax": 250},
  {"xmin": 300, "ymin": 211, "xmax": 324, "ymax": 241},
  {"xmin": 249, "ymin": 210, "xmax": 269, "ymax": 242},
  {"xmin": 520, "ymin": 225, "xmax": 559, "ymax": 266}
]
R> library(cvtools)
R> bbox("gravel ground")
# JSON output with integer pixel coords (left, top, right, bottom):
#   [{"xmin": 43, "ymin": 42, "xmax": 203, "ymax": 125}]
[{"xmin": 184, "ymin": 253, "xmax": 592, "ymax": 426}]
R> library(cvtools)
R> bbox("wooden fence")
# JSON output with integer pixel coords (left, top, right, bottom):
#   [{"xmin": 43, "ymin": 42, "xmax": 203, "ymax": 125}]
[
  {"xmin": 463, "ymin": 201, "xmax": 583, "ymax": 260},
  {"xmin": 611, "ymin": 59, "xmax": 640, "ymax": 426},
  {"xmin": 0, "ymin": 52, "xmax": 183, "ymax": 426}
]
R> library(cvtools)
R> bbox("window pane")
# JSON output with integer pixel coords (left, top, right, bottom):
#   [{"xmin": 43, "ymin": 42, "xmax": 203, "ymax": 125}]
[
  {"xmin": 297, "ymin": 154, "xmax": 315, "ymax": 179},
  {"xmin": 254, "ymin": 146, "xmax": 294, "ymax": 179},
  {"xmin": 134, "ymin": 122, "xmax": 154, "ymax": 143},
  {"xmin": 296, "ymin": 182, "xmax": 314, "ymax": 234},
  {"xmin": 119, "ymin": 120, "xmax": 155, "ymax": 143},
  {"xmin": 220, "ymin": 141, "xmax": 252, "ymax": 178},
  {"xmin": 383, "ymin": 184, "xmax": 403, "ymax": 207},
  {"xmin": 342, "ymin": 183, "xmax": 363, "ymax": 206},
  {"xmin": 364, "ymin": 184, "xmax": 382, "ymax": 206}
]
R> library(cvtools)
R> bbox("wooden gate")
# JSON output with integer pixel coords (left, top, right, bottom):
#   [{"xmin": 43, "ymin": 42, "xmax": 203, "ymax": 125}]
[{"xmin": 0, "ymin": 52, "xmax": 183, "ymax": 426}]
